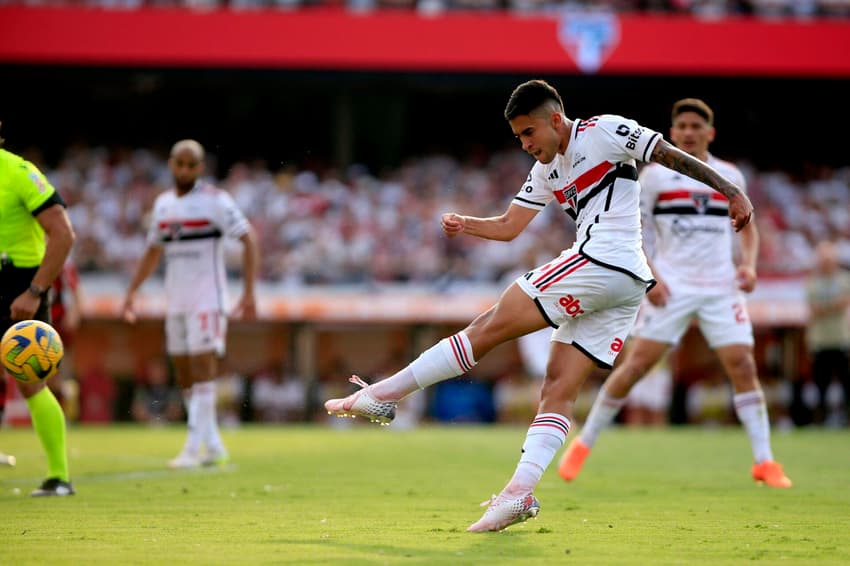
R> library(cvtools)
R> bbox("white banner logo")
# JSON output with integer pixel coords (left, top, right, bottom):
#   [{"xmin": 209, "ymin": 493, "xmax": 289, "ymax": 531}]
[{"xmin": 558, "ymin": 11, "xmax": 620, "ymax": 74}]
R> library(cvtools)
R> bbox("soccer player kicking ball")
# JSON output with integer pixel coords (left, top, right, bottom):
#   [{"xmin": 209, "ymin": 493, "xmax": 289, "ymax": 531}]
[
  {"xmin": 325, "ymin": 80, "xmax": 754, "ymax": 531},
  {"xmin": 558, "ymin": 99, "xmax": 791, "ymax": 489},
  {"xmin": 123, "ymin": 140, "xmax": 258, "ymax": 469}
]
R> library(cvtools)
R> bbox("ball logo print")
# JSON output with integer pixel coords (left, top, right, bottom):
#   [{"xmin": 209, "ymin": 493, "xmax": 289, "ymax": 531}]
[{"xmin": 1, "ymin": 320, "xmax": 64, "ymax": 383}]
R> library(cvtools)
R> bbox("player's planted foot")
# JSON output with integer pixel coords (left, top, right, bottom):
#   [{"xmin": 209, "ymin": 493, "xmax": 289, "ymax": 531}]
[
  {"xmin": 467, "ymin": 492, "xmax": 540, "ymax": 532},
  {"xmin": 558, "ymin": 438, "xmax": 591, "ymax": 481},
  {"xmin": 30, "ymin": 478, "xmax": 75, "ymax": 497},
  {"xmin": 0, "ymin": 451, "xmax": 16, "ymax": 467},
  {"xmin": 169, "ymin": 451, "xmax": 201, "ymax": 470},
  {"xmin": 751, "ymin": 460, "xmax": 792, "ymax": 488},
  {"xmin": 202, "ymin": 450, "xmax": 230, "ymax": 467},
  {"xmin": 324, "ymin": 375, "xmax": 397, "ymax": 425}
]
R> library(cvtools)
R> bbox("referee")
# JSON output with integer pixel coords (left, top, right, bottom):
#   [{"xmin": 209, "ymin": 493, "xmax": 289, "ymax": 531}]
[{"xmin": 0, "ymin": 123, "xmax": 76, "ymax": 496}]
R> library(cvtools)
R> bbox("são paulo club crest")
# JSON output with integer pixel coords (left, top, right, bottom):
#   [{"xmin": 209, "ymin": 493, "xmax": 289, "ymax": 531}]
[
  {"xmin": 564, "ymin": 185, "xmax": 578, "ymax": 211},
  {"xmin": 693, "ymin": 193, "xmax": 710, "ymax": 214},
  {"xmin": 557, "ymin": 11, "xmax": 620, "ymax": 74}
]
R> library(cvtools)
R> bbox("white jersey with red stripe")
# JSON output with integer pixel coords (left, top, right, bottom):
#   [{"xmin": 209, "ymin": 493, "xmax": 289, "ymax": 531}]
[
  {"xmin": 639, "ymin": 155, "xmax": 746, "ymax": 292},
  {"xmin": 512, "ymin": 114, "xmax": 661, "ymax": 282},
  {"xmin": 147, "ymin": 181, "xmax": 250, "ymax": 315}
]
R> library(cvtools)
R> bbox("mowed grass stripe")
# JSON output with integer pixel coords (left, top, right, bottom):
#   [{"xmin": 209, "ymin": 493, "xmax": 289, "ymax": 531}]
[{"xmin": 1, "ymin": 425, "xmax": 847, "ymax": 565}]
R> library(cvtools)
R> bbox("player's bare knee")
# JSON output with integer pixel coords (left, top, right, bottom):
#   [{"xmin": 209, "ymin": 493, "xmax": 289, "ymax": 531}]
[{"xmin": 726, "ymin": 355, "xmax": 758, "ymax": 389}]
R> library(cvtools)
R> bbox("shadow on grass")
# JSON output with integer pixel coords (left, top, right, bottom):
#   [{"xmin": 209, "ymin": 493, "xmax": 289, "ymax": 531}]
[{"xmin": 259, "ymin": 526, "xmax": 548, "ymax": 564}]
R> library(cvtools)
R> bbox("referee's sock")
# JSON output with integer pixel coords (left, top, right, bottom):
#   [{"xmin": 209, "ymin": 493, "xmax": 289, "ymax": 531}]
[{"xmin": 25, "ymin": 386, "xmax": 69, "ymax": 482}]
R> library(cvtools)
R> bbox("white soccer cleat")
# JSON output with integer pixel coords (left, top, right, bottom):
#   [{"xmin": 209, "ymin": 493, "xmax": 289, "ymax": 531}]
[
  {"xmin": 324, "ymin": 375, "xmax": 397, "ymax": 426},
  {"xmin": 168, "ymin": 452, "xmax": 201, "ymax": 470},
  {"xmin": 0, "ymin": 451, "xmax": 16, "ymax": 467},
  {"xmin": 467, "ymin": 492, "xmax": 540, "ymax": 532}
]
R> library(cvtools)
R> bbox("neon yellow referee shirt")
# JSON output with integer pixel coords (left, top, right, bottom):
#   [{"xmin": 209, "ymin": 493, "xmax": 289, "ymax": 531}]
[{"xmin": 0, "ymin": 149, "xmax": 58, "ymax": 268}]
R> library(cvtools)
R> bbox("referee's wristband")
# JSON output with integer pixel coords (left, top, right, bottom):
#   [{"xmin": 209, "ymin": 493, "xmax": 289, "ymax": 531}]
[{"xmin": 28, "ymin": 283, "xmax": 45, "ymax": 298}]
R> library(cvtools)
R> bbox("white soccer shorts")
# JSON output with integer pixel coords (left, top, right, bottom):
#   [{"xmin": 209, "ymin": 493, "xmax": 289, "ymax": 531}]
[
  {"xmin": 631, "ymin": 289, "xmax": 754, "ymax": 349},
  {"xmin": 515, "ymin": 250, "xmax": 648, "ymax": 369},
  {"xmin": 165, "ymin": 310, "xmax": 227, "ymax": 356}
]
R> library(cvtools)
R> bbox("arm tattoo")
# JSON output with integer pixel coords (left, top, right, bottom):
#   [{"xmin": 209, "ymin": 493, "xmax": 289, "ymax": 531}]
[{"xmin": 650, "ymin": 140, "xmax": 742, "ymax": 200}]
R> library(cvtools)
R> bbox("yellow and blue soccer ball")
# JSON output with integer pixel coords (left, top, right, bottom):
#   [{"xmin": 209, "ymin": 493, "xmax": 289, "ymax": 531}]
[{"xmin": 1, "ymin": 320, "xmax": 64, "ymax": 384}]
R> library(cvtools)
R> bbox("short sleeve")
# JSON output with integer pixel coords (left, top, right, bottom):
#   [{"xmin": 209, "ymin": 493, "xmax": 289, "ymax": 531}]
[
  {"xmin": 146, "ymin": 198, "xmax": 165, "ymax": 246},
  {"xmin": 511, "ymin": 162, "xmax": 553, "ymax": 210},
  {"xmin": 11, "ymin": 160, "xmax": 57, "ymax": 214},
  {"xmin": 217, "ymin": 190, "xmax": 250, "ymax": 239},
  {"xmin": 596, "ymin": 115, "xmax": 662, "ymax": 164}
]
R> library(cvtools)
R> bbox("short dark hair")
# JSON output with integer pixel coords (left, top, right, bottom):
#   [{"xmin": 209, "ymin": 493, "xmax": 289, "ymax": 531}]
[
  {"xmin": 671, "ymin": 98, "xmax": 714, "ymax": 126},
  {"xmin": 504, "ymin": 80, "xmax": 564, "ymax": 121}
]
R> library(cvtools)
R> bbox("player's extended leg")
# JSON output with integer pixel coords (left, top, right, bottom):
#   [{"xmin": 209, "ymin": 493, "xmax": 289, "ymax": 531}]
[
  {"xmin": 558, "ymin": 337, "xmax": 669, "ymax": 481},
  {"xmin": 716, "ymin": 343, "xmax": 792, "ymax": 488},
  {"xmin": 19, "ymin": 380, "xmax": 73, "ymax": 496},
  {"xmin": 468, "ymin": 342, "xmax": 597, "ymax": 532},
  {"xmin": 324, "ymin": 283, "xmax": 548, "ymax": 423}
]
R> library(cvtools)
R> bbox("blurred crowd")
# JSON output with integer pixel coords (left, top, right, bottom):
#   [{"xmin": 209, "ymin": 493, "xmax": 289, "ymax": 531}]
[
  {"xmin": 2, "ymin": 0, "xmax": 849, "ymax": 18},
  {"xmin": 28, "ymin": 145, "xmax": 850, "ymax": 287}
]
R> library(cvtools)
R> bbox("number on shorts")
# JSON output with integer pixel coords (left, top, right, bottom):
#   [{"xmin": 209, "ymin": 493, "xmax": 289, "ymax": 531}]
[{"xmin": 732, "ymin": 303, "xmax": 747, "ymax": 324}]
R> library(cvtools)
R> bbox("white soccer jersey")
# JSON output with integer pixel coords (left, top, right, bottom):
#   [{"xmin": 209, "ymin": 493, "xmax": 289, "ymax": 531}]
[
  {"xmin": 512, "ymin": 114, "xmax": 661, "ymax": 283},
  {"xmin": 639, "ymin": 155, "xmax": 746, "ymax": 292},
  {"xmin": 147, "ymin": 182, "xmax": 250, "ymax": 315}
]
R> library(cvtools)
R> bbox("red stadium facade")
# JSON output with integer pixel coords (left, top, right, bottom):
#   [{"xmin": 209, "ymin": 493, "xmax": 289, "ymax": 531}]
[{"xmin": 1, "ymin": 7, "xmax": 849, "ymax": 77}]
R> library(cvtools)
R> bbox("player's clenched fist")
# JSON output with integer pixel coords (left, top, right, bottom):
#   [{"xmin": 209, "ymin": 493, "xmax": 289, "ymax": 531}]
[{"xmin": 441, "ymin": 213, "xmax": 465, "ymax": 238}]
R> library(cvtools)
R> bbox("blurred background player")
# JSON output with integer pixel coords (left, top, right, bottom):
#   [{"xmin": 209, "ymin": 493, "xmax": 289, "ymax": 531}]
[
  {"xmin": 559, "ymin": 98, "xmax": 791, "ymax": 488},
  {"xmin": 324, "ymin": 80, "xmax": 753, "ymax": 532},
  {"xmin": 804, "ymin": 240, "xmax": 850, "ymax": 426},
  {"xmin": 122, "ymin": 139, "xmax": 258, "ymax": 469},
  {"xmin": 48, "ymin": 259, "xmax": 83, "ymax": 421},
  {"xmin": 624, "ymin": 354, "xmax": 672, "ymax": 426},
  {"xmin": 0, "ymin": 122, "xmax": 76, "ymax": 495}
]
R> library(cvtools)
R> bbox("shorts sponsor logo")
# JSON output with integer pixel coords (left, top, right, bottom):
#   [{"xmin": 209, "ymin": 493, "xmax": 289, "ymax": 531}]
[
  {"xmin": 610, "ymin": 337, "xmax": 624, "ymax": 353},
  {"xmin": 558, "ymin": 294, "xmax": 585, "ymax": 318}
]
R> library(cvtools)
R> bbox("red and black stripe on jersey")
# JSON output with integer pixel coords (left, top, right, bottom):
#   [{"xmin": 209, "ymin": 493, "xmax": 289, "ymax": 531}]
[
  {"xmin": 553, "ymin": 161, "xmax": 638, "ymax": 220},
  {"xmin": 157, "ymin": 219, "xmax": 223, "ymax": 242},
  {"xmin": 575, "ymin": 117, "xmax": 599, "ymax": 133},
  {"xmin": 652, "ymin": 190, "xmax": 729, "ymax": 216}
]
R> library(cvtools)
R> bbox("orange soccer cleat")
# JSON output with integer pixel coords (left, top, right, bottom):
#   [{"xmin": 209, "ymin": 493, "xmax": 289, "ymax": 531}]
[
  {"xmin": 558, "ymin": 438, "xmax": 591, "ymax": 481},
  {"xmin": 751, "ymin": 460, "xmax": 793, "ymax": 488}
]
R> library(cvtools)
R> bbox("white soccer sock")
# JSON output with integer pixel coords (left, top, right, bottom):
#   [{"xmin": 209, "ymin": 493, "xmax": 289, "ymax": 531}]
[
  {"xmin": 579, "ymin": 388, "xmax": 627, "ymax": 448},
  {"xmin": 508, "ymin": 413, "xmax": 571, "ymax": 493},
  {"xmin": 411, "ymin": 332, "xmax": 476, "ymax": 389},
  {"xmin": 195, "ymin": 381, "xmax": 226, "ymax": 455},
  {"xmin": 733, "ymin": 389, "xmax": 773, "ymax": 463},
  {"xmin": 181, "ymin": 388, "xmax": 202, "ymax": 455},
  {"xmin": 371, "ymin": 332, "xmax": 477, "ymax": 400}
]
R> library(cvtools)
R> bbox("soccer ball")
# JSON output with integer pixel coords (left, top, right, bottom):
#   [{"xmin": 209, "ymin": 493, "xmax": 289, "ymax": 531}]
[{"xmin": 1, "ymin": 320, "xmax": 64, "ymax": 384}]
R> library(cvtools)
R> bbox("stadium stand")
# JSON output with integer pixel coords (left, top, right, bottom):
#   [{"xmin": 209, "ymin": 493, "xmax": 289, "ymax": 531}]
[{"xmin": 32, "ymin": 145, "xmax": 850, "ymax": 284}]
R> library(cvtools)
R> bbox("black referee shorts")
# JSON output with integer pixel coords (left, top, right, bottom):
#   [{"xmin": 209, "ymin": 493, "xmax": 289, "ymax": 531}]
[{"xmin": 0, "ymin": 265, "xmax": 52, "ymax": 335}]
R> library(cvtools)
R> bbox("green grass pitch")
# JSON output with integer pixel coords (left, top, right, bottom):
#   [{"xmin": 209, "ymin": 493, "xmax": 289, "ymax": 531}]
[{"xmin": 2, "ymin": 424, "xmax": 848, "ymax": 565}]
